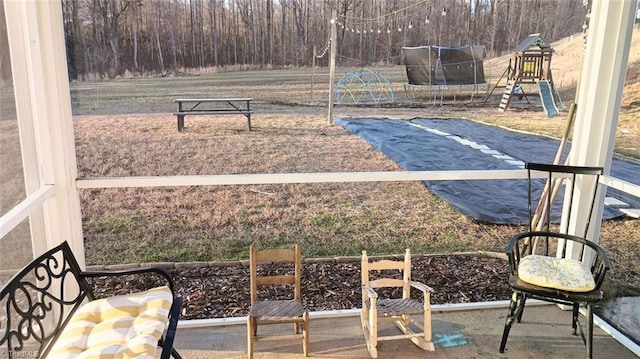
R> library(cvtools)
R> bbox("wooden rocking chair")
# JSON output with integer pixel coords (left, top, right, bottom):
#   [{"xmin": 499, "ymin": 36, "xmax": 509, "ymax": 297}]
[
  {"xmin": 246, "ymin": 244, "xmax": 309, "ymax": 359},
  {"xmin": 360, "ymin": 249, "xmax": 435, "ymax": 358}
]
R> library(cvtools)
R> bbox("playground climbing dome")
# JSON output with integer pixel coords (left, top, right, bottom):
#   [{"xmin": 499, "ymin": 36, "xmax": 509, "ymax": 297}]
[{"xmin": 334, "ymin": 68, "xmax": 395, "ymax": 105}]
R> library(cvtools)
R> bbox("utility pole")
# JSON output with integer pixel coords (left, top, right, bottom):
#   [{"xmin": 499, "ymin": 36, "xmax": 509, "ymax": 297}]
[{"xmin": 327, "ymin": 6, "xmax": 337, "ymax": 124}]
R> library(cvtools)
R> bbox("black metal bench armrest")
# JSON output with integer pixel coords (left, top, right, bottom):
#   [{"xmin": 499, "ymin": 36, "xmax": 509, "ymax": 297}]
[{"xmin": 160, "ymin": 296, "xmax": 184, "ymax": 359}]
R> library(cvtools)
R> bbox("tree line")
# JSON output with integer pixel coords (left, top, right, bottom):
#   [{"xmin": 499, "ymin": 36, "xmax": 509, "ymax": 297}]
[{"xmin": 61, "ymin": 0, "xmax": 589, "ymax": 80}]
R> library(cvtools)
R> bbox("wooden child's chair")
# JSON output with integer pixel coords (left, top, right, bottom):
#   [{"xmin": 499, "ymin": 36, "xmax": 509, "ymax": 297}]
[
  {"xmin": 360, "ymin": 249, "xmax": 435, "ymax": 358},
  {"xmin": 246, "ymin": 244, "xmax": 309, "ymax": 359}
]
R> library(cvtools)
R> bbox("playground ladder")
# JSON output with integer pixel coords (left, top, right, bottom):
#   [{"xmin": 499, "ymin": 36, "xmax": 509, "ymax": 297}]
[{"xmin": 498, "ymin": 79, "xmax": 517, "ymax": 112}]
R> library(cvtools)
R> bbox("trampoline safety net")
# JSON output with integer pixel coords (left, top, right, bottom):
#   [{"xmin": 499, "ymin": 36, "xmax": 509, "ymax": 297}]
[{"xmin": 403, "ymin": 45, "xmax": 487, "ymax": 86}]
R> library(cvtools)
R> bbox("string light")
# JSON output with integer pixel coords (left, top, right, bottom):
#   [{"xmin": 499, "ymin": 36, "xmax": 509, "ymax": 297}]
[
  {"xmin": 340, "ymin": 19, "xmax": 427, "ymax": 37},
  {"xmin": 315, "ymin": 39, "xmax": 331, "ymax": 59},
  {"xmin": 334, "ymin": 1, "xmax": 489, "ymax": 49},
  {"xmin": 340, "ymin": 0, "xmax": 432, "ymax": 23},
  {"xmin": 338, "ymin": 0, "xmax": 436, "ymax": 39}
]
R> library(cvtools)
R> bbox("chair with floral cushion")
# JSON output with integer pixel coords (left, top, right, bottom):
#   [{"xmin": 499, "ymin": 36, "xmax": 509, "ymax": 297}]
[{"xmin": 499, "ymin": 162, "xmax": 610, "ymax": 359}]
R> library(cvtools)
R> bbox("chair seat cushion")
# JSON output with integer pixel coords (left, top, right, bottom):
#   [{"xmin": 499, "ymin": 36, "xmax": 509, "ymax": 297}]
[
  {"xmin": 518, "ymin": 255, "xmax": 596, "ymax": 292},
  {"xmin": 48, "ymin": 286, "xmax": 173, "ymax": 359}
]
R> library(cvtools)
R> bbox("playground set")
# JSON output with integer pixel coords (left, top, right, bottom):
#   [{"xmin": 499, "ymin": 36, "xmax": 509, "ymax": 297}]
[
  {"xmin": 331, "ymin": 33, "xmax": 562, "ymax": 116},
  {"xmin": 484, "ymin": 33, "xmax": 562, "ymax": 116}
]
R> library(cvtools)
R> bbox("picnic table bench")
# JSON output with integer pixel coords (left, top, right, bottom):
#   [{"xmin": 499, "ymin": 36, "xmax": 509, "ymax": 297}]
[{"xmin": 173, "ymin": 98, "xmax": 253, "ymax": 131}]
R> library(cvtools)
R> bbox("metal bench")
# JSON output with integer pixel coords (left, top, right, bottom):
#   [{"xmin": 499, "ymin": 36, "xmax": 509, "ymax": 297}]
[
  {"xmin": 173, "ymin": 98, "xmax": 253, "ymax": 131},
  {"xmin": 0, "ymin": 241, "xmax": 183, "ymax": 359}
]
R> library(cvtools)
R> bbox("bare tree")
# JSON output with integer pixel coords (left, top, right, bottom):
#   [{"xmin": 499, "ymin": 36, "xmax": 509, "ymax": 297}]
[
  {"xmin": 0, "ymin": 4, "xmax": 12, "ymax": 87},
  {"xmin": 152, "ymin": 0, "xmax": 165, "ymax": 73},
  {"xmin": 60, "ymin": 0, "xmax": 588, "ymax": 78},
  {"xmin": 97, "ymin": 0, "xmax": 134, "ymax": 76},
  {"xmin": 209, "ymin": 0, "xmax": 219, "ymax": 66},
  {"xmin": 63, "ymin": 0, "xmax": 79, "ymax": 79},
  {"xmin": 131, "ymin": 0, "xmax": 141, "ymax": 73},
  {"xmin": 267, "ymin": 0, "xmax": 274, "ymax": 66}
]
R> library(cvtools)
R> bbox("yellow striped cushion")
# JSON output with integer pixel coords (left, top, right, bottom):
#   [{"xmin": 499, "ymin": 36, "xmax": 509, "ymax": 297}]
[
  {"xmin": 48, "ymin": 286, "xmax": 173, "ymax": 359},
  {"xmin": 518, "ymin": 255, "xmax": 596, "ymax": 292}
]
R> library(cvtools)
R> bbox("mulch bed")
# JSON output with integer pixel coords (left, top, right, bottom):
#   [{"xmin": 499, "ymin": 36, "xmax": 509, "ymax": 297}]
[{"xmin": 89, "ymin": 253, "xmax": 512, "ymax": 320}]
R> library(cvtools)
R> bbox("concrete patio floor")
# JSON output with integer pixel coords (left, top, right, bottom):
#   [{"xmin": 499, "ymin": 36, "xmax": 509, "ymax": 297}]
[{"xmin": 173, "ymin": 304, "xmax": 638, "ymax": 359}]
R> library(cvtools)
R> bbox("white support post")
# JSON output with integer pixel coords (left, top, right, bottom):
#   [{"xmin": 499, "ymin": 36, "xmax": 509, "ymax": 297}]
[
  {"xmin": 4, "ymin": 1, "xmax": 85, "ymax": 266},
  {"xmin": 565, "ymin": 0, "xmax": 637, "ymax": 257},
  {"xmin": 3, "ymin": 1, "xmax": 47, "ymax": 258}
]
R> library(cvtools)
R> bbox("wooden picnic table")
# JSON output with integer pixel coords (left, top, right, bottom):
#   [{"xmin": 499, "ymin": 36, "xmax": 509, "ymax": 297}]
[{"xmin": 173, "ymin": 98, "xmax": 253, "ymax": 131}]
